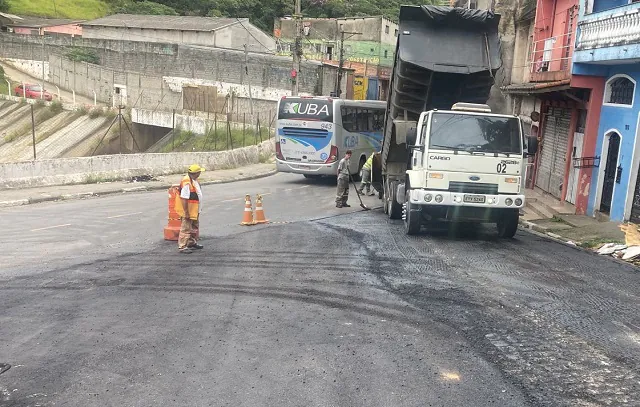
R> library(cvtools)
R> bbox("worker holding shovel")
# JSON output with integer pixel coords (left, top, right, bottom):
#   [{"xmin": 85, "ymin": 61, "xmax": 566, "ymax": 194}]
[{"xmin": 335, "ymin": 150, "xmax": 352, "ymax": 208}]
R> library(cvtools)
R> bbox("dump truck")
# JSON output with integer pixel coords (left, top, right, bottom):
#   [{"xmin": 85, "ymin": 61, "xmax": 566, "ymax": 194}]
[{"xmin": 373, "ymin": 5, "xmax": 538, "ymax": 237}]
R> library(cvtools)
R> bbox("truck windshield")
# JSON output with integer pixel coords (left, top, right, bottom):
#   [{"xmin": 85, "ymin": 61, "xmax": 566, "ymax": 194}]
[{"xmin": 428, "ymin": 113, "xmax": 521, "ymax": 154}]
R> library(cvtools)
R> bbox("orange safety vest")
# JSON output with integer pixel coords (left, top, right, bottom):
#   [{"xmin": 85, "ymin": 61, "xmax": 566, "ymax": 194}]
[{"xmin": 175, "ymin": 175, "xmax": 200, "ymax": 220}]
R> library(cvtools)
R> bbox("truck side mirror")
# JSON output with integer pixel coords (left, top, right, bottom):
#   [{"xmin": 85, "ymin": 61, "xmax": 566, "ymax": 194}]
[
  {"xmin": 526, "ymin": 136, "xmax": 538, "ymax": 156},
  {"xmin": 406, "ymin": 127, "xmax": 417, "ymax": 148}
]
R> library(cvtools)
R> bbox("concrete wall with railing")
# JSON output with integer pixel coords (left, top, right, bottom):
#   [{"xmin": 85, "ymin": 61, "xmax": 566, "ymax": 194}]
[
  {"xmin": 0, "ymin": 139, "xmax": 275, "ymax": 189},
  {"xmin": 574, "ymin": 2, "xmax": 640, "ymax": 64}
]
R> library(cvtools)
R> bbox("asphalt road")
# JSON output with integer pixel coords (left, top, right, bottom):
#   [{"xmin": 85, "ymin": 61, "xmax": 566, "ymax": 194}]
[{"xmin": 0, "ymin": 173, "xmax": 638, "ymax": 406}]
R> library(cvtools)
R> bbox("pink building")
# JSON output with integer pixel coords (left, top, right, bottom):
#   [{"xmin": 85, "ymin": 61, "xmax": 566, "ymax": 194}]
[
  {"xmin": 0, "ymin": 12, "xmax": 83, "ymax": 36},
  {"xmin": 503, "ymin": 0, "xmax": 604, "ymax": 216}
]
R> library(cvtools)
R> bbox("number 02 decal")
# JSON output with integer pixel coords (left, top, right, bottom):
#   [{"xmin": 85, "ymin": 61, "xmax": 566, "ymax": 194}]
[{"xmin": 497, "ymin": 163, "xmax": 507, "ymax": 174}]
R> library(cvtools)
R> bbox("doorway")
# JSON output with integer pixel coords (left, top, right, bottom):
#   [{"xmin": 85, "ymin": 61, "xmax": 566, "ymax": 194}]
[
  {"xmin": 566, "ymin": 109, "xmax": 586, "ymax": 205},
  {"xmin": 600, "ymin": 132, "xmax": 621, "ymax": 214}
]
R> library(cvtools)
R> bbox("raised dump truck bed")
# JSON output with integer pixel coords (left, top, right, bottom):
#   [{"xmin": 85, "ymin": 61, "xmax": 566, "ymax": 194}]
[{"xmin": 374, "ymin": 5, "xmax": 503, "ymax": 217}]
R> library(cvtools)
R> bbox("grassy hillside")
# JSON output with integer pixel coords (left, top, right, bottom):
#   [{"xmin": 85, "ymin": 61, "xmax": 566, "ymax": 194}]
[{"xmin": 6, "ymin": 0, "xmax": 110, "ymax": 20}]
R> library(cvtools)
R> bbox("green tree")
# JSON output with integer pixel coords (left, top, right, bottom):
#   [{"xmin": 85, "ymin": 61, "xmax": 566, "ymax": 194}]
[
  {"xmin": 0, "ymin": 0, "xmax": 8, "ymax": 12},
  {"xmin": 116, "ymin": 1, "xmax": 179, "ymax": 15},
  {"xmin": 113, "ymin": 0, "xmax": 439, "ymax": 32}
]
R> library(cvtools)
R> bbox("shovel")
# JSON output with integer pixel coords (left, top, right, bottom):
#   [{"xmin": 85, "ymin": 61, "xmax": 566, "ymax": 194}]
[{"xmin": 349, "ymin": 174, "xmax": 370, "ymax": 211}]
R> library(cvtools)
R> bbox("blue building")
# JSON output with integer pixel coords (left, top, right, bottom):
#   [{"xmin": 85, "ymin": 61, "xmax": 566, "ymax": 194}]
[{"xmin": 573, "ymin": 0, "xmax": 640, "ymax": 222}]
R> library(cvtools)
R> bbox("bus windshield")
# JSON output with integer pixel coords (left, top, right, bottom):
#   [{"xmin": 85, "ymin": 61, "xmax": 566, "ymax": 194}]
[
  {"xmin": 428, "ymin": 113, "xmax": 522, "ymax": 154},
  {"xmin": 278, "ymin": 98, "xmax": 333, "ymax": 122}
]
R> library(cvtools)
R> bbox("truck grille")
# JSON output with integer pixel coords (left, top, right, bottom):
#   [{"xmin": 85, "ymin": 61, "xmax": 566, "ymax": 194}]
[{"xmin": 449, "ymin": 181, "xmax": 498, "ymax": 195}]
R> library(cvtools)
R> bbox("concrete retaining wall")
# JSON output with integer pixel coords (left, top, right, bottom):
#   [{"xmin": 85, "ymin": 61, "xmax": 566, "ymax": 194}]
[
  {"xmin": 3, "ymin": 58, "xmax": 49, "ymax": 82},
  {"xmin": 131, "ymin": 108, "xmax": 275, "ymax": 135},
  {"xmin": 0, "ymin": 139, "xmax": 275, "ymax": 189}
]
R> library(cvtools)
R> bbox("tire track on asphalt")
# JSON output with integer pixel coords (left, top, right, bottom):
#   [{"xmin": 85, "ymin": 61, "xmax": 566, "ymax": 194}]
[{"xmin": 317, "ymin": 212, "xmax": 640, "ymax": 407}]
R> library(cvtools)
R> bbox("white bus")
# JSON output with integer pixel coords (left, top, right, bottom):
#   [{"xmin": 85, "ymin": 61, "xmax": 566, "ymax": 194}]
[{"xmin": 275, "ymin": 97, "xmax": 386, "ymax": 179}]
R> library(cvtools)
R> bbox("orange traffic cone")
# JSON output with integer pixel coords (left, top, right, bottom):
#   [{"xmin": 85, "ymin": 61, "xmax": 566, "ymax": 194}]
[
  {"xmin": 164, "ymin": 185, "xmax": 181, "ymax": 240},
  {"xmin": 254, "ymin": 194, "xmax": 269, "ymax": 224},
  {"xmin": 240, "ymin": 194, "xmax": 255, "ymax": 226},
  {"xmin": 164, "ymin": 185, "xmax": 199, "ymax": 240}
]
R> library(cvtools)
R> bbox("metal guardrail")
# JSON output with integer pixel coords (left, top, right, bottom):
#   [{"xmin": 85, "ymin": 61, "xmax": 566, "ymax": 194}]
[{"xmin": 529, "ymin": 30, "xmax": 574, "ymax": 75}]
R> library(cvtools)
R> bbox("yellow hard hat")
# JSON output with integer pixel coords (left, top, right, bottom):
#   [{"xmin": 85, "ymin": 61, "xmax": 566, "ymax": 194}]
[{"xmin": 188, "ymin": 164, "xmax": 205, "ymax": 173}]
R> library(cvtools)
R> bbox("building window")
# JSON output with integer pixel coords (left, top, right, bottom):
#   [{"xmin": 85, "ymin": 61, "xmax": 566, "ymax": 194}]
[
  {"xmin": 384, "ymin": 50, "xmax": 388, "ymax": 58},
  {"xmin": 385, "ymin": 25, "xmax": 389, "ymax": 34},
  {"xmin": 326, "ymin": 45, "xmax": 334, "ymax": 60},
  {"xmin": 315, "ymin": 44, "xmax": 322, "ymax": 53},
  {"xmin": 394, "ymin": 29, "xmax": 398, "ymax": 37},
  {"xmin": 605, "ymin": 75, "xmax": 636, "ymax": 106}
]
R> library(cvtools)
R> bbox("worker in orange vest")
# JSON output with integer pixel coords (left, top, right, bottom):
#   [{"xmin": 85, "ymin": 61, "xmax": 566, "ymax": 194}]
[{"xmin": 175, "ymin": 164, "xmax": 205, "ymax": 254}]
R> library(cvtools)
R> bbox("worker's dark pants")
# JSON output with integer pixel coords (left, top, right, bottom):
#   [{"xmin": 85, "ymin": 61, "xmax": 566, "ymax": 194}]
[{"xmin": 336, "ymin": 177, "xmax": 349, "ymax": 206}]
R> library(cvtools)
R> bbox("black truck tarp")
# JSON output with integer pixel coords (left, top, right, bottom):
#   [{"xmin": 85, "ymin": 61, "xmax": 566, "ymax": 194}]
[{"xmin": 398, "ymin": 6, "xmax": 501, "ymax": 74}]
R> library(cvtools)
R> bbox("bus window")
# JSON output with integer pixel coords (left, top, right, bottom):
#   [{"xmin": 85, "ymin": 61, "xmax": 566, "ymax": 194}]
[
  {"xmin": 372, "ymin": 110, "xmax": 384, "ymax": 131},
  {"xmin": 357, "ymin": 109, "xmax": 370, "ymax": 132},
  {"xmin": 341, "ymin": 107, "xmax": 356, "ymax": 132}
]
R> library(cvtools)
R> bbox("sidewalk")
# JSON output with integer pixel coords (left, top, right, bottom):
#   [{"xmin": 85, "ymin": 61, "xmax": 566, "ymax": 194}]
[
  {"xmin": 0, "ymin": 163, "xmax": 276, "ymax": 208},
  {"xmin": 517, "ymin": 188, "xmax": 640, "ymax": 265},
  {"xmin": 519, "ymin": 212, "xmax": 640, "ymax": 266},
  {"xmin": 521, "ymin": 214, "xmax": 625, "ymax": 247}
]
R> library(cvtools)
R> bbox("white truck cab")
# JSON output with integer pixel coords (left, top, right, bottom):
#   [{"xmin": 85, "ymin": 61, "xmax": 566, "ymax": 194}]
[{"xmin": 396, "ymin": 103, "xmax": 538, "ymax": 237}]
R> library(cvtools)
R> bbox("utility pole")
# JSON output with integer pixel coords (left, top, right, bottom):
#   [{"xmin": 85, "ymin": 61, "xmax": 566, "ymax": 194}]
[
  {"xmin": 41, "ymin": 33, "xmax": 45, "ymax": 100},
  {"xmin": 292, "ymin": 0, "xmax": 302, "ymax": 96},
  {"xmin": 244, "ymin": 44, "xmax": 256, "ymax": 132},
  {"xmin": 336, "ymin": 30, "xmax": 362, "ymax": 98},
  {"xmin": 31, "ymin": 104, "xmax": 36, "ymax": 160}
]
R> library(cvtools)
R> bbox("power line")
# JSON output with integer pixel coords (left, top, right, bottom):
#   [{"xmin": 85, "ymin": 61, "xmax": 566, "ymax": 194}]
[{"xmin": 234, "ymin": 18, "xmax": 278, "ymax": 54}]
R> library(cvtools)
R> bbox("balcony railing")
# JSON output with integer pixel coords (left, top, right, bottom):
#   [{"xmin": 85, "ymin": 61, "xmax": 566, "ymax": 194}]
[
  {"xmin": 529, "ymin": 31, "xmax": 574, "ymax": 82},
  {"xmin": 577, "ymin": 6, "xmax": 640, "ymax": 50}
]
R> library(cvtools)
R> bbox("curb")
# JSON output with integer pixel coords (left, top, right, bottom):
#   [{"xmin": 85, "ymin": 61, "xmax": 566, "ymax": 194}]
[
  {"xmin": 0, "ymin": 169, "xmax": 278, "ymax": 209},
  {"xmin": 519, "ymin": 219, "xmax": 638, "ymax": 269},
  {"xmin": 519, "ymin": 218, "xmax": 576, "ymax": 245}
]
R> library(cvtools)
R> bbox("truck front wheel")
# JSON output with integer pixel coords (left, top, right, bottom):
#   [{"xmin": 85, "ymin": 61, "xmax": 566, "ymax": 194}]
[
  {"xmin": 403, "ymin": 200, "xmax": 421, "ymax": 235},
  {"xmin": 497, "ymin": 209, "xmax": 519, "ymax": 238}
]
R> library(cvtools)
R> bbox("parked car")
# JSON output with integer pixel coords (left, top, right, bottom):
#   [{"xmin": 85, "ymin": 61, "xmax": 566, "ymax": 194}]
[{"xmin": 14, "ymin": 84, "xmax": 53, "ymax": 101}]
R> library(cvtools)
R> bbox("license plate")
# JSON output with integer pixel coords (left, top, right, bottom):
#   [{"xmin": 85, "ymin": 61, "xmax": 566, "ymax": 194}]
[
  {"xmin": 464, "ymin": 194, "xmax": 486, "ymax": 203},
  {"xmin": 298, "ymin": 165, "xmax": 310, "ymax": 170}
]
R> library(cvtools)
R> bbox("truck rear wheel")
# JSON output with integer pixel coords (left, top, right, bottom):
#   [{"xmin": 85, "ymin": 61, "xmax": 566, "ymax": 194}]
[
  {"xmin": 387, "ymin": 183, "xmax": 402, "ymax": 219},
  {"xmin": 497, "ymin": 209, "xmax": 519, "ymax": 238},
  {"xmin": 403, "ymin": 200, "xmax": 421, "ymax": 235}
]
